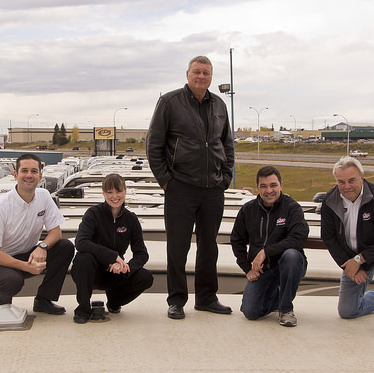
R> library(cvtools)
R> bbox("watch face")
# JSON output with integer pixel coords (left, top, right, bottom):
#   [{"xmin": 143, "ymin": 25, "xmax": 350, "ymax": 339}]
[{"xmin": 39, "ymin": 242, "xmax": 48, "ymax": 249}]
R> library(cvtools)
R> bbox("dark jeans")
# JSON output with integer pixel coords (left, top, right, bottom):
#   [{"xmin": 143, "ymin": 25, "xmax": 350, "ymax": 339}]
[
  {"xmin": 240, "ymin": 249, "xmax": 307, "ymax": 319},
  {"xmin": 71, "ymin": 252, "xmax": 154, "ymax": 317},
  {"xmin": 164, "ymin": 179, "xmax": 224, "ymax": 307},
  {"xmin": 0, "ymin": 239, "xmax": 75, "ymax": 304}
]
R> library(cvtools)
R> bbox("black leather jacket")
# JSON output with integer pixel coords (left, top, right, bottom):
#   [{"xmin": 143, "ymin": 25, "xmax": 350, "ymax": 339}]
[{"xmin": 146, "ymin": 84, "xmax": 234, "ymax": 189}]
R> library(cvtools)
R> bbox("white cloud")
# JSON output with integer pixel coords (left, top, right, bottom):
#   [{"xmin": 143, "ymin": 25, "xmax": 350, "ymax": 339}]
[{"xmin": 1, "ymin": 0, "xmax": 374, "ymax": 133}]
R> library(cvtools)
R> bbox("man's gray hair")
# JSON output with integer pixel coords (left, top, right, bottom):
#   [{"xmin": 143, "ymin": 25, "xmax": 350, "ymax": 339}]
[
  {"xmin": 188, "ymin": 56, "xmax": 213, "ymax": 72},
  {"xmin": 333, "ymin": 156, "xmax": 364, "ymax": 178}
]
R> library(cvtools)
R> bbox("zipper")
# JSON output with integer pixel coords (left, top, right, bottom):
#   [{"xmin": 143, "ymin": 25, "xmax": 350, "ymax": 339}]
[
  {"xmin": 259, "ymin": 212, "xmax": 270, "ymax": 247},
  {"xmin": 205, "ymin": 141, "xmax": 209, "ymax": 187},
  {"xmin": 205, "ymin": 105, "xmax": 210, "ymax": 187},
  {"xmin": 112, "ymin": 216, "xmax": 116, "ymax": 249}
]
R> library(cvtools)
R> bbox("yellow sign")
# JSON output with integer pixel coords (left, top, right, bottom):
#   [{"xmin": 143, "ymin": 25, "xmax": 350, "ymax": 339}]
[{"xmin": 94, "ymin": 127, "xmax": 115, "ymax": 140}]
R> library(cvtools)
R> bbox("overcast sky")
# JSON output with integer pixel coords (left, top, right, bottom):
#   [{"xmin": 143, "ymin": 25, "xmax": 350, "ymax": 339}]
[{"xmin": 1, "ymin": 0, "xmax": 374, "ymax": 134}]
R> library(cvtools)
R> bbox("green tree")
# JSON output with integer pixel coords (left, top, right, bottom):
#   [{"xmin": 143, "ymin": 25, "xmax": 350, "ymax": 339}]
[
  {"xmin": 52, "ymin": 124, "xmax": 59, "ymax": 145},
  {"xmin": 58, "ymin": 123, "xmax": 69, "ymax": 146}
]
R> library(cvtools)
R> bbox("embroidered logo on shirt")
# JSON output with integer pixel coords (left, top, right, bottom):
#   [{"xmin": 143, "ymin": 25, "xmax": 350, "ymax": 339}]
[
  {"xmin": 276, "ymin": 217, "xmax": 286, "ymax": 226},
  {"xmin": 117, "ymin": 226, "xmax": 127, "ymax": 233},
  {"xmin": 362, "ymin": 212, "xmax": 371, "ymax": 221},
  {"xmin": 37, "ymin": 210, "xmax": 46, "ymax": 217}
]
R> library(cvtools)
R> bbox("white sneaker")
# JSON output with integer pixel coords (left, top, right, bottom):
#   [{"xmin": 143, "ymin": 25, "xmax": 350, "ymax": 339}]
[{"xmin": 279, "ymin": 311, "xmax": 297, "ymax": 327}]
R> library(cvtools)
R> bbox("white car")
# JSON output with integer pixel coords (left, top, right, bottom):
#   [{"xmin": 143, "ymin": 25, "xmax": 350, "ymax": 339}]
[{"xmin": 349, "ymin": 150, "xmax": 368, "ymax": 157}]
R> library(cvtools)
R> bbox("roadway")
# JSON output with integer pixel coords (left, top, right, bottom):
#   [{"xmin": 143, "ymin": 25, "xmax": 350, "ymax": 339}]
[
  {"xmin": 64, "ymin": 150, "xmax": 374, "ymax": 171},
  {"xmin": 234, "ymin": 152, "xmax": 374, "ymax": 171}
]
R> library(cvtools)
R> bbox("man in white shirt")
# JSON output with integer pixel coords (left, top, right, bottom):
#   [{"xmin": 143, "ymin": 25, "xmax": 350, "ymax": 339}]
[
  {"xmin": 321, "ymin": 156, "xmax": 374, "ymax": 318},
  {"xmin": 0, "ymin": 153, "xmax": 74, "ymax": 314}
]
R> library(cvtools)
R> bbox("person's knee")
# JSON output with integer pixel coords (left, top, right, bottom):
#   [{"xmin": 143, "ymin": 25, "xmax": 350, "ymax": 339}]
[
  {"xmin": 145, "ymin": 271, "xmax": 154, "ymax": 289},
  {"xmin": 71, "ymin": 252, "xmax": 96, "ymax": 278},
  {"xmin": 243, "ymin": 312, "xmax": 261, "ymax": 320},
  {"xmin": 56, "ymin": 239, "xmax": 75, "ymax": 260},
  {"xmin": 338, "ymin": 302, "xmax": 358, "ymax": 319},
  {"xmin": 338, "ymin": 308, "xmax": 356, "ymax": 319},
  {"xmin": 73, "ymin": 252, "xmax": 95, "ymax": 266},
  {"xmin": 136, "ymin": 269, "xmax": 154, "ymax": 291},
  {"xmin": 241, "ymin": 302, "xmax": 262, "ymax": 320},
  {"xmin": 241, "ymin": 307, "xmax": 261, "ymax": 320},
  {"xmin": 0, "ymin": 272, "xmax": 24, "ymax": 301},
  {"xmin": 281, "ymin": 249, "xmax": 302, "ymax": 263},
  {"xmin": 279, "ymin": 249, "xmax": 305, "ymax": 272}
]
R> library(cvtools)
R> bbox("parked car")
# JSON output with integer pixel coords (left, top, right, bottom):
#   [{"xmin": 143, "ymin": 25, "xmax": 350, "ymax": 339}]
[
  {"xmin": 349, "ymin": 150, "xmax": 368, "ymax": 157},
  {"xmin": 312, "ymin": 192, "xmax": 327, "ymax": 215},
  {"xmin": 125, "ymin": 147, "xmax": 134, "ymax": 152},
  {"xmin": 35, "ymin": 145, "xmax": 47, "ymax": 150},
  {"xmin": 315, "ymin": 203, "xmax": 322, "ymax": 214},
  {"xmin": 312, "ymin": 192, "xmax": 327, "ymax": 203}
]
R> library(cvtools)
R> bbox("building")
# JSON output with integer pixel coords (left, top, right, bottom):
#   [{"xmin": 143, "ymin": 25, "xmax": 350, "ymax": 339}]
[
  {"xmin": 7, "ymin": 127, "xmax": 148, "ymax": 144},
  {"xmin": 322, "ymin": 122, "xmax": 374, "ymax": 142}
]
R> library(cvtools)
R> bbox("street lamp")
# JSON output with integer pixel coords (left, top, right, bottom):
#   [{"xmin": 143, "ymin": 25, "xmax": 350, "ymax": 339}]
[
  {"xmin": 113, "ymin": 107, "xmax": 128, "ymax": 127},
  {"xmin": 28, "ymin": 113, "xmax": 39, "ymax": 147},
  {"xmin": 218, "ymin": 48, "xmax": 236, "ymax": 188},
  {"xmin": 333, "ymin": 113, "xmax": 350, "ymax": 155},
  {"xmin": 249, "ymin": 107, "xmax": 268, "ymax": 159},
  {"xmin": 290, "ymin": 114, "xmax": 296, "ymax": 131}
]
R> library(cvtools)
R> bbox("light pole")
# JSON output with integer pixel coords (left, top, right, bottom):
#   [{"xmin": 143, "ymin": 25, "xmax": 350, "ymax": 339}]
[
  {"xmin": 27, "ymin": 113, "xmax": 39, "ymax": 147},
  {"xmin": 290, "ymin": 114, "xmax": 296, "ymax": 131},
  {"xmin": 113, "ymin": 107, "xmax": 128, "ymax": 128},
  {"xmin": 249, "ymin": 107, "xmax": 268, "ymax": 159},
  {"xmin": 333, "ymin": 113, "xmax": 350, "ymax": 155},
  {"xmin": 218, "ymin": 48, "xmax": 236, "ymax": 188}
]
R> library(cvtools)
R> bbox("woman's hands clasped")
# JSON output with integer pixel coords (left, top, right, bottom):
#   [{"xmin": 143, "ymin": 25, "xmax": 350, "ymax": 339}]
[{"xmin": 109, "ymin": 255, "xmax": 130, "ymax": 275}]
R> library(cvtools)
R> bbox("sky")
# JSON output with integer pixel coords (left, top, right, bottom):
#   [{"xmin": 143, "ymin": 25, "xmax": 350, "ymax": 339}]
[{"xmin": 1, "ymin": 0, "xmax": 374, "ymax": 135}]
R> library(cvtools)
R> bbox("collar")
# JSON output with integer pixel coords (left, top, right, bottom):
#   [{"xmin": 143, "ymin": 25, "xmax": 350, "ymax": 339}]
[
  {"xmin": 340, "ymin": 185, "xmax": 363, "ymax": 206},
  {"xmin": 185, "ymin": 84, "xmax": 211, "ymax": 103},
  {"xmin": 11, "ymin": 185, "xmax": 32, "ymax": 208},
  {"xmin": 103, "ymin": 201, "xmax": 126, "ymax": 217},
  {"xmin": 257, "ymin": 192, "xmax": 283, "ymax": 211}
]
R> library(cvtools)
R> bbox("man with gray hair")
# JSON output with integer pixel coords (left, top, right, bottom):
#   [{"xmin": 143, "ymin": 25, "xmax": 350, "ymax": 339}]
[
  {"xmin": 147, "ymin": 56, "xmax": 234, "ymax": 319},
  {"xmin": 321, "ymin": 155, "xmax": 374, "ymax": 318}
]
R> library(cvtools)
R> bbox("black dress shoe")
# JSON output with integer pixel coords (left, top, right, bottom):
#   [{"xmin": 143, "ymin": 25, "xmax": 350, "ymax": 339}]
[
  {"xmin": 167, "ymin": 305, "xmax": 185, "ymax": 319},
  {"xmin": 73, "ymin": 313, "xmax": 107, "ymax": 324},
  {"xmin": 73, "ymin": 314, "xmax": 89, "ymax": 324},
  {"xmin": 194, "ymin": 300, "xmax": 232, "ymax": 314},
  {"xmin": 106, "ymin": 302, "xmax": 121, "ymax": 314},
  {"xmin": 33, "ymin": 298, "xmax": 66, "ymax": 315}
]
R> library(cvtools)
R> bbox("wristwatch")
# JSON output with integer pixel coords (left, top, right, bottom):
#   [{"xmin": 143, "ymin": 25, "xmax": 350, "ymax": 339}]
[
  {"xmin": 38, "ymin": 242, "xmax": 49, "ymax": 250},
  {"xmin": 354, "ymin": 254, "xmax": 363, "ymax": 265}
]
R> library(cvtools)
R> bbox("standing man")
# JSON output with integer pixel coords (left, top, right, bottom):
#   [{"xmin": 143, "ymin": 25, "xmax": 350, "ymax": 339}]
[
  {"xmin": 0, "ymin": 153, "xmax": 74, "ymax": 315},
  {"xmin": 231, "ymin": 166, "xmax": 308, "ymax": 327},
  {"xmin": 321, "ymin": 156, "xmax": 374, "ymax": 319},
  {"xmin": 146, "ymin": 56, "xmax": 234, "ymax": 319}
]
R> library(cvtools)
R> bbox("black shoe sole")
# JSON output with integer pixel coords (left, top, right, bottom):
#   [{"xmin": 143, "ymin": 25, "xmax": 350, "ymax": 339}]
[
  {"xmin": 167, "ymin": 312, "xmax": 185, "ymax": 319},
  {"xmin": 194, "ymin": 305, "xmax": 232, "ymax": 314},
  {"xmin": 33, "ymin": 306, "xmax": 66, "ymax": 315},
  {"xmin": 74, "ymin": 316, "xmax": 88, "ymax": 324}
]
